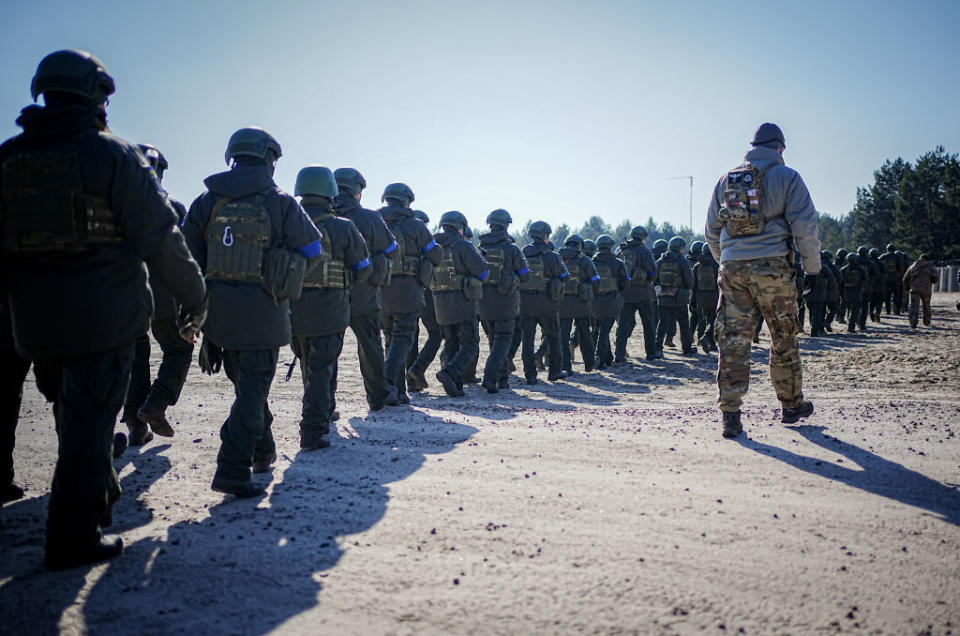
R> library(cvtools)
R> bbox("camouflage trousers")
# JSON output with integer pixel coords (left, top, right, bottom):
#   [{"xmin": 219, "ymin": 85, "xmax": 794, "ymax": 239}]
[
  {"xmin": 908, "ymin": 289, "xmax": 932, "ymax": 327},
  {"xmin": 715, "ymin": 257, "xmax": 804, "ymax": 413}
]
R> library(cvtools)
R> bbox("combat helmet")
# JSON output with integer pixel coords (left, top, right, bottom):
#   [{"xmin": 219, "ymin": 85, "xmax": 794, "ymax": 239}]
[
  {"xmin": 137, "ymin": 144, "xmax": 168, "ymax": 178},
  {"xmin": 31, "ymin": 49, "xmax": 115, "ymax": 104},
  {"xmin": 857, "ymin": 245, "xmax": 869, "ymax": 257},
  {"xmin": 382, "ymin": 183, "xmax": 414, "ymax": 206},
  {"xmin": 688, "ymin": 240, "xmax": 704, "ymax": 258},
  {"xmin": 583, "ymin": 239, "xmax": 597, "ymax": 257},
  {"xmin": 846, "ymin": 253, "xmax": 859, "ymax": 264},
  {"xmin": 668, "ymin": 236, "xmax": 686, "ymax": 252},
  {"xmin": 565, "ymin": 233, "xmax": 584, "ymax": 250},
  {"xmin": 630, "ymin": 226, "xmax": 648, "ymax": 240},
  {"xmin": 529, "ymin": 221, "xmax": 552, "ymax": 241},
  {"xmin": 294, "ymin": 165, "xmax": 339, "ymax": 198},
  {"xmin": 868, "ymin": 248, "xmax": 881, "ymax": 259},
  {"xmin": 333, "ymin": 167, "xmax": 366, "ymax": 196},
  {"xmin": 440, "ymin": 210, "xmax": 468, "ymax": 232},
  {"xmin": 413, "ymin": 210, "xmax": 429, "ymax": 224},
  {"xmin": 820, "ymin": 250, "xmax": 833, "ymax": 260},
  {"xmin": 596, "ymin": 234, "xmax": 616, "ymax": 251},
  {"xmin": 225, "ymin": 127, "xmax": 281, "ymax": 165},
  {"xmin": 486, "ymin": 208, "xmax": 512, "ymax": 227},
  {"xmin": 886, "ymin": 243, "xmax": 896, "ymax": 253}
]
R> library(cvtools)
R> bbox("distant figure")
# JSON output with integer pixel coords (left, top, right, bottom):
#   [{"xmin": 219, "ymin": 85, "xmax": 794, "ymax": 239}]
[
  {"xmin": 692, "ymin": 245, "xmax": 720, "ymax": 351},
  {"xmin": 518, "ymin": 221, "xmax": 570, "ymax": 384},
  {"xmin": 902, "ymin": 254, "xmax": 938, "ymax": 328},
  {"xmin": 705, "ymin": 123, "xmax": 820, "ymax": 439},
  {"xmin": 615, "ymin": 226, "xmax": 659, "ymax": 361},
  {"xmin": 591, "ymin": 234, "xmax": 630, "ymax": 369},
  {"xmin": 654, "ymin": 236, "xmax": 695, "ymax": 357},
  {"xmin": 558, "ymin": 234, "xmax": 599, "ymax": 374},
  {"xmin": 840, "ymin": 253, "xmax": 866, "ymax": 333}
]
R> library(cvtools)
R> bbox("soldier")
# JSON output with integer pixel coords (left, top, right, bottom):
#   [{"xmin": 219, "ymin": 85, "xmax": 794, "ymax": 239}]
[
  {"xmin": 615, "ymin": 226, "xmax": 658, "ymax": 362},
  {"xmin": 834, "ymin": 248, "xmax": 849, "ymax": 323},
  {"xmin": 378, "ymin": 184, "xmax": 443, "ymax": 404},
  {"xmin": 333, "ymin": 168, "xmax": 395, "ymax": 411},
  {"xmin": 429, "ymin": 212, "xmax": 488, "ymax": 396},
  {"xmin": 687, "ymin": 241, "xmax": 705, "ymax": 340},
  {"xmin": 290, "ymin": 166, "xmax": 370, "ymax": 450},
  {"xmin": 518, "ymin": 221, "xmax": 569, "ymax": 384},
  {"xmin": 692, "ymin": 244, "xmax": 720, "ymax": 352},
  {"xmin": 650, "ymin": 238, "xmax": 676, "ymax": 348},
  {"xmin": 840, "ymin": 253, "xmax": 866, "ymax": 332},
  {"xmin": 654, "ymin": 236, "xmax": 695, "ymax": 357},
  {"xmin": 477, "ymin": 209, "xmax": 530, "ymax": 392},
  {"xmin": 806, "ymin": 252, "xmax": 836, "ymax": 337},
  {"xmin": 821, "ymin": 250, "xmax": 842, "ymax": 332},
  {"xmin": 855, "ymin": 246, "xmax": 878, "ymax": 329},
  {"xmin": 903, "ymin": 254, "xmax": 939, "ymax": 328},
  {"xmin": 558, "ymin": 234, "xmax": 599, "ymax": 374},
  {"xmin": 1, "ymin": 50, "xmax": 206, "ymax": 566},
  {"xmin": 705, "ymin": 122, "xmax": 819, "ymax": 438},
  {"xmin": 591, "ymin": 235, "xmax": 630, "ymax": 369},
  {"xmin": 407, "ymin": 210, "xmax": 445, "ymax": 392},
  {"xmin": 868, "ymin": 248, "xmax": 887, "ymax": 322},
  {"xmin": 879, "ymin": 243, "xmax": 901, "ymax": 315},
  {"xmin": 181, "ymin": 126, "xmax": 322, "ymax": 497},
  {"xmin": 894, "ymin": 250, "xmax": 910, "ymax": 313},
  {"xmin": 1, "ymin": 297, "xmax": 31, "ymax": 507},
  {"xmin": 121, "ymin": 144, "xmax": 194, "ymax": 447}
]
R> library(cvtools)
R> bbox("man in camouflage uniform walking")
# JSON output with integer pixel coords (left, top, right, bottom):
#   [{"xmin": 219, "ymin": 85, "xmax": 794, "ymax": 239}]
[{"xmin": 705, "ymin": 123, "xmax": 819, "ymax": 439}]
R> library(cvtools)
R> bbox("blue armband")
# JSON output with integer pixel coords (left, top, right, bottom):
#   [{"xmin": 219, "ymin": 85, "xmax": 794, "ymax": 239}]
[
  {"xmin": 516, "ymin": 267, "xmax": 530, "ymax": 276},
  {"xmin": 476, "ymin": 269, "xmax": 489, "ymax": 281},
  {"xmin": 589, "ymin": 274, "xmax": 600, "ymax": 282},
  {"xmin": 422, "ymin": 239, "xmax": 437, "ymax": 253},
  {"xmin": 559, "ymin": 272, "xmax": 570, "ymax": 279},
  {"xmin": 382, "ymin": 241, "xmax": 397, "ymax": 255},
  {"xmin": 624, "ymin": 273, "xmax": 631, "ymax": 281},
  {"xmin": 352, "ymin": 257, "xmax": 371, "ymax": 271},
  {"xmin": 297, "ymin": 240, "xmax": 323, "ymax": 259}
]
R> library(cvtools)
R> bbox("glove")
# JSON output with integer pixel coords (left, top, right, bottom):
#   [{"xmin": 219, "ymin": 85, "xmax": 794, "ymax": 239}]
[
  {"xmin": 802, "ymin": 273, "xmax": 818, "ymax": 297},
  {"xmin": 199, "ymin": 336, "xmax": 223, "ymax": 375},
  {"xmin": 178, "ymin": 305, "xmax": 207, "ymax": 343}
]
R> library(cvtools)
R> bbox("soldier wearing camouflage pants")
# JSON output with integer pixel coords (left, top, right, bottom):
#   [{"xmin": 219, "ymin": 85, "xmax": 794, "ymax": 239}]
[{"xmin": 705, "ymin": 123, "xmax": 820, "ymax": 439}]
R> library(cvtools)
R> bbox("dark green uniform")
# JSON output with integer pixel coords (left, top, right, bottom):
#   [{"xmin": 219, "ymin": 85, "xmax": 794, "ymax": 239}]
[
  {"xmin": 655, "ymin": 250, "xmax": 695, "ymax": 354},
  {"xmin": 692, "ymin": 250, "xmax": 720, "ymax": 351},
  {"xmin": 478, "ymin": 229, "xmax": 530, "ymax": 390},
  {"xmin": 1, "ymin": 303, "xmax": 31, "ymax": 505},
  {"xmin": 290, "ymin": 197, "xmax": 370, "ymax": 446},
  {"xmin": 615, "ymin": 240, "xmax": 658, "ymax": 360},
  {"xmin": 558, "ymin": 246, "xmax": 599, "ymax": 373},
  {"xmin": 518, "ymin": 241, "xmax": 569, "ymax": 382},
  {"xmin": 591, "ymin": 250, "xmax": 629, "ymax": 368}
]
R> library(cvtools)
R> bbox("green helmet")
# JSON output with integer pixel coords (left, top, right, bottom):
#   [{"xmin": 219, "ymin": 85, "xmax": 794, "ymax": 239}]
[
  {"xmin": 846, "ymin": 253, "xmax": 859, "ymax": 264},
  {"xmin": 565, "ymin": 233, "xmax": 584, "ymax": 249},
  {"xmin": 668, "ymin": 236, "xmax": 686, "ymax": 252},
  {"xmin": 382, "ymin": 183, "xmax": 414, "ymax": 206},
  {"xmin": 820, "ymin": 250, "xmax": 832, "ymax": 260},
  {"xmin": 652, "ymin": 238, "xmax": 669, "ymax": 256},
  {"xmin": 886, "ymin": 243, "xmax": 896, "ymax": 252},
  {"xmin": 868, "ymin": 248, "xmax": 880, "ymax": 258},
  {"xmin": 31, "ymin": 49, "xmax": 115, "ymax": 104},
  {"xmin": 440, "ymin": 210, "xmax": 468, "ymax": 231},
  {"xmin": 225, "ymin": 127, "xmax": 281, "ymax": 165},
  {"xmin": 413, "ymin": 209, "xmax": 429, "ymax": 224},
  {"xmin": 630, "ymin": 226, "xmax": 648, "ymax": 240},
  {"xmin": 689, "ymin": 240, "xmax": 704, "ymax": 257},
  {"xmin": 596, "ymin": 234, "xmax": 616, "ymax": 250},
  {"xmin": 486, "ymin": 208, "xmax": 512, "ymax": 227},
  {"xmin": 857, "ymin": 245, "xmax": 869, "ymax": 257},
  {"xmin": 583, "ymin": 239, "xmax": 597, "ymax": 257},
  {"xmin": 294, "ymin": 165, "xmax": 339, "ymax": 198},
  {"xmin": 137, "ymin": 143, "xmax": 168, "ymax": 175},
  {"xmin": 333, "ymin": 167, "xmax": 366, "ymax": 196},
  {"xmin": 529, "ymin": 220, "xmax": 552, "ymax": 241}
]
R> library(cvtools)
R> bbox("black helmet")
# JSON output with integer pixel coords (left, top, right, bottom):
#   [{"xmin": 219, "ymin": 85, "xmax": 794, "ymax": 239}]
[
  {"xmin": 565, "ymin": 233, "xmax": 584, "ymax": 249},
  {"xmin": 857, "ymin": 245, "xmax": 869, "ymax": 257},
  {"xmin": 820, "ymin": 250, "xmax": 832, "ymax": 260},
  {"xmin": 333, "ymin": 167, "xmax": 366, "ymax": 196},
  {"xmin": 846, "ymin": 253, "xmax": 859, "ymax": 264},
  {"xmin": 688, "ymin": 240, "xmax": 704, "ymax": 257},
  {"xmin": 137, "ymin": 143, "xmax": 168, "ymax": 175},
  {"xmin": 751, "ymin": 122, "xmax": 785, "ymax": 149},
  {"xmin": 225, "ymin": 127, "xmax": 282, "ymax": 164},
  {"xmin": 529, "ymin": 220, "xmax": 552, "ymax": 241},
  {"xmin": 31, "ymin": 49, "xmax": 115, "ymax": 104},
  {"xmin": 486, "ymin": 208, "xmax": 512, "ymax": 227},
  {"xmin": 630, "ymin": 225, "xmax": 648, "ymax": 240},
  {"xmin": 885, "ymin": 243, "xmax": 896, "ymax": 252},
  {"xmin": 596, "ymin": 234, "xmax": 616, "ymax": 251},
  {"xmin": 382, "ymin": 183, "xmax": 414, "ymax": 206},
  {"xmin": 583, "ymin": 239, "xmax": 597, "ymax": 257},
  {"xmin": 413, "ymin": 209, "xmax": 429, "ymax": 224},
  {"xmin": 668, "ymin": 236, "xmax": 686, "ymax": 252},
  {"xmin": 868, "ymin": 248, "xmax": 881, "ymax": 258},
  {"xmin": 440, "ymin": 210, "xmax": 468, "ymax": 231}
]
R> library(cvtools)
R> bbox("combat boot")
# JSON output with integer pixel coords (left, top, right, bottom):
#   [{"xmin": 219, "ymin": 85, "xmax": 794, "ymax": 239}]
[
  {"xmin": 45, "ymin": 535, "xmax": 124, "ymax": 570},
  {"xmin": 128, "ymin": 421, "xmax": 154, "ymax": 446},
  {"xmin": 534, "ymin": 350, "xmax": 546, "ymax": 371},
  {"xmin": 300, "ymin": 430, "xmax": 330, "ymax": 451},
  {"xmin": 252, "ymin": 451, "xmax": 276, "ymax": 473},
  {"xmin": 406, "ymin": 368, "xmax": 428, "ymax": 392},
  {"xmin": 498, "ymin": 377, "xmax": 510, "ymax": 390},
  {"xmin": 722, "ymin": 411, "xmax": 742, "ymax": 439},
  {"xmin": 384, "ymin": 386, "xmax": 401, "ymax": 406},
  {"xmin": 436, "ymin": 369, "xmax": 464, "ymax": 397},
  {"xmin": 137, "ymin": 402, "xmax": 174, "ymax": 438},
  {"xmin": 112, "ymin": 432, "xmax": 127, "ymax": 459},
  {"xmin": 548, "ymin": 370, "xmax": 568, "ymax": 381},
  {"xmin": 211, "ymin": 475, "xmax": 265, "ymax": 498},
  {"xmin": 481, "ymin": 377, "xmax": 499, "ymax": 394},
  {"xmin": 781, "ymin": 400, "xmax": 814, "ymax": 424}
]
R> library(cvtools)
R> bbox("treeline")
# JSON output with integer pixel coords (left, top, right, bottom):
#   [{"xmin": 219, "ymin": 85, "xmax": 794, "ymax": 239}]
[
  {"xmin": 467, "ymin": 216, "xmax": 704, "ymax": 248},
  {"xmin": 819, "ymin": 146, "xmax": 960, "ymax": 260}
]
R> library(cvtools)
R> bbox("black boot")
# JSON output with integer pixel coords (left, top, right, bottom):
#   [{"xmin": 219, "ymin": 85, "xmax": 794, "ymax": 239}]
[{"xmin": 722, "ymin": 411, "xmax": 742, "ymax": 439}]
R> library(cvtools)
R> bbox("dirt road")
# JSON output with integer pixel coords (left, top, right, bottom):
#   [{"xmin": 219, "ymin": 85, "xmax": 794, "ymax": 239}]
[{"xmin": 2, "ymin": 294, "xmax": 958, "ymax": 635}]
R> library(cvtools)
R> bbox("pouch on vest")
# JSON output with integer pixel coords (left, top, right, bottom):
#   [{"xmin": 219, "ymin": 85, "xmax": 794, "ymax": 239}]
[
  {"xmin": 371, "ymin": 253, "xmax": 390, "ymax": 287},
  {"xmin": 595, "ymin": 264, "xmax": 617, "ymax": 294},
  {"xmin": 658, "ymin": 258, "xmax": 681, "ymax": 293},
  {"xmin": 842, "ymin": 267, "xmax": 860, "ymax": 288},
  {"xmin": 205, "ymin": 194, "xmax": 271, "ymax": 282},
  {"xmin": 548, "ymin": 278, "xmax": 564, "ymax": 302},
  {"xmin": 482, "ymin": 247, "xmax": 505, "ymax": 285},
  {"xmin": 1, "ymin": 151, "xmax": 123, "ymax": 253},
  {"xmin": 262, "ymin": 246, "xmax": 307, "ymax": 303},
  {"xmin": 676, "ymin": 288, "xmax": 692, "ymax": 304},
  {"xmin": 563, "ymin": 259, "xmax": 580, "ymax": 296},
  {"xmin": 696, "ymin": 264, "xmax": 718, "ymax": 292},
  {"xmin": 417, "ymin": 259, "xmax": 433, "ymax": 288},
  {"xmin": 519, "ymin": 256, "xmax": 547, "ymax": 292},
  {"xmin": 302, "ymin": 228, "xmax": 348, "ymax": 289},
  {"xmin": 430, "ymin": 248, "xmax": 463, "ymax": 292},
  {"xmin": 496, "ymin": 270, "xmax": 520, "ymax": 295},
  {"xmin": 719, "ymin": 162, "xmax": 768, "ymax": 237},
  {"xmin": 462, "ymin": 276, "xmax": 483, "ymax": 301},
  {"xmin": 578, "ymin": 282, "xmax": 594, "ymax": 303},
  {"xmin": 623, "ymin": 251, "xmax": 641, "ymax": 285}
]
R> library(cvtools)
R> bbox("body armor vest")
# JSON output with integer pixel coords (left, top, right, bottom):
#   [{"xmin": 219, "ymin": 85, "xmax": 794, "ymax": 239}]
[
  {"xmin": 842, "ymin": 266, "xmax": 860, "ymax": 288},
  {"xmin": 430, "ymin": 247, "xmax": 465, "ymax": 292},
  {"xmin": 595, "ymin": 262, "xmax": 617, "ymax": 294},
  {"xmin": 389, "ymin": 226, "xmax": 421, "ymax": 276},
  {"xmin": 658, "ymin": 257, "xmax": 681, "ymax": 295},
  {"xmin": 562, "ymin": 256, "xmax": 581, "ymax": 295},
  {"xmin": 879, "ymin": 254, "xmax": 899, "ymax": 284},
  {"xmin": 482, "ymin": 246, "xmax": 505, "ymax": 285},
  {"xmin": 518, "ymin": 255, "xmax": 548, "ymax": 292},
  {"xmin": 2, "ymin": 151, "xmax": 123, "ymax": 253},
  {"xmin": 696, "ymin": 263, "xmax": 718, "ymax": 292},
  {"xmin": 303, "ymin": 219, "xmax": 348, "ymax": 289},
  {"xmin": 205, "ymin": 193, "xmax": 270, "ymax": 282},
  {"xmin": 719, "ymin": 162, "xmax": 776, "ymax": 237}
]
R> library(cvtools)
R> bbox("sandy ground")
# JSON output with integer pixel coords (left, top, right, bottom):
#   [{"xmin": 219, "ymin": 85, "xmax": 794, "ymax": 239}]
[{"xmin": 2, "ymin": 294, "xmax": 959, "ymax": 635}]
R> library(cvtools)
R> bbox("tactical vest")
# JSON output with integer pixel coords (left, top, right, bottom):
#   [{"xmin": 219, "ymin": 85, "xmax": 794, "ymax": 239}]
[
  {"xmin": 842, "ymin": 266, "xmax": 860, "ymax": 288},
  {"xmin": 302, "ymin": 220, "xmax": 348, "ymax": 289},
  {"xmin": 658, "ymin": 257, "xmax": 681, "ymax": 295},
  {"xmin": 1, "ymin": 151, "xmax": 123, "ymax": 253},
  {"xmin": 430, "ymin": 247, "xmax": 465, "ymax": 292},
  {"xmin": 518, "ymin": 255, "xmax": 548, "ymax": 292},
  {"xmin": 482, "ymin": 246, "xmax": 505, "ymax": 285},
  {"xmin": 623, "ymin": 250, "xmax": 638, "ymax": 279},
  {"xmin": 562, "ymin": 256, "xmax": 581, "ymax": 295},
  {"xmin": 595, "ymin": 262, "xmax": 617, "ymax": 294},
  {"xmin": 389, "ymin": 225, "xmax": 421, "ymax": 276},
  {"xmin": 696, "ymin": 263, "xmax": 718, "ymax": 292},
  {"xmin": 719, "ymin": 162, "xmax": 776, "ymax": 237},
  {"xmin": 205, "ymin": 193, "xmax": 271, "ymax": 282},
  {"xmin": 879, "ymin": 254, "xmax": 899, "ymax": 284}
]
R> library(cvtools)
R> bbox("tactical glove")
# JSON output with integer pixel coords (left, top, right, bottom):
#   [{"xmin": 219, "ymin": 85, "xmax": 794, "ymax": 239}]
[
  {"xmin": 802, "ymin": 273, "xmax": 819, "ymax": 297},
  {"xmin": 199, "ymin": 336, "xmax": 223, "ymax": 375},
  {"xmin": 178, "ymin": 304, "xmax": 207, "ymax": 343}
]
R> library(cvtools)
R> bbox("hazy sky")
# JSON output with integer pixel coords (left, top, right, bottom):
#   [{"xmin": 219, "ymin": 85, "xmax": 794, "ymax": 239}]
[{"xmin": 3, "ymin": 1, "xmax": 959, "ymax": 234}]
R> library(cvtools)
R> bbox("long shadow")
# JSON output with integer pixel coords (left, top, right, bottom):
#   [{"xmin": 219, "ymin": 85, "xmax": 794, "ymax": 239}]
[
  {"xmin": 413, "ymin": 389, "xmax": 578, "ymax": 420},
  {"xmin": 0, "ymin": 442, "xmax": 172, "ymax": 635},
  {"xmin": 738, "ymin": 425, "xmax": 960, "ymax": 526},
  {"xmin": 75, "ymin": 410, "xmax": 477, "ymax": 633}
]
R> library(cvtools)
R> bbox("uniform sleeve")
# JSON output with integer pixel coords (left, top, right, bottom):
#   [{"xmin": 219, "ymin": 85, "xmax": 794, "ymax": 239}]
[
  {"xmin": 419, "ymin": 223, "xmax": 444, "ymax": 266},
  {"xmin": 112, "ymin": 145, "xmax": 206, "ymax": 315},
  {"xmin": 281, "ymin": 196, "xmax": 323, "ymax": 262},
  {"xmin": 181, "ymin": 194, "xmax": 211, "ymax": 269},
  {"xmin": 346, "ymin": 221, "xmax": 372, "ymax": 285},
  {"xmin": 551, "ymin": 253, "xmax": 570, "ymax": 280},
  {"xmin": 704, "ymin": 177, "xmax": 725, "ymax": 261},
  {"xmin": 583, "ymin": 258, "xmax": 600, "ymax": 285},
  {"xmin": 512, "ymin": 246, "xmax": 532, "ymax": 282},
  {"xmin": 783, "ymin": 171, "xmax": 821, "ymax": 275},
  {"xmin": 462, "ymin": 243, "xmax": 489, "ymax": 279}
]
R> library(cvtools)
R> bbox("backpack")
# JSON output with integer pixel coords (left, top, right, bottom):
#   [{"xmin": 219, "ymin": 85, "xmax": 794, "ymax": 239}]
[{"xmin": 719, "ymin": 162, "xmax": 771, "ymax": 237}]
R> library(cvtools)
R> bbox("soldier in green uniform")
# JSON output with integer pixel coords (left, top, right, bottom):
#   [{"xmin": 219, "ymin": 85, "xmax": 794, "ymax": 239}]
[
  {"xmin": 407, "ymin": 211, "xmax": 446, "ymax": 393},
  {"xmin": 182, "ymin": 127, "xmax": 322, "ymax": 497},
  {"xmin": 705, "ymin": 123, "xmax": 819, "ymax": 438},
  {"xmin": 834, "ymin": 248, "xmax": 849, "ymax": 323},
  {"xmin": 903, "ymin": 254, "xmax": 939, "ymax": 328},
  {"xmin": 687, "ymin": 241, "xmax": 705, "ymax": 340},
  {"xmin": 654, "ymin": 236, "xmax": 695, "ymax": 357},
  {"xmin": 855, "ymin": 246, "xmax": 878, "ymax": 330},
  {"xmin": 868, "ymin": 248, "xmax": 887, "ymax": 322},
  {"xmin": 290, "ymin": 166, "xmax": 370, "ymax": 449},
  {"xmin": 333, "ymin": 168, "xmax": 395, "ymax": 411},
  {"xmin": 615, "ymin": 226, "xmax": 658, "ymax": 361},
  {"xmin": 558, "ymin": 234, "xmax": 599, "ymax": 374},
  {"xmin": 518, "ymin": 221, "xmax": 569, "ymax": 384},
  {"xmin": 821, "ymin": 250, "xmax": 842, "ymax": 332},
  {"xmin": 1, "ymin": 50, "xmax": 207, "ymax": 566},
  {"xmin": 878, "ymin": 243, "xmax": 901, "ymax": 315},
  {"xmin": 591, "ymin": 235, "xmax": 630, "ymax": 369},
  {"xmin": 806, "ymin": 252, "xmax": 836, "ymax": 337},
  {"xmin": 430, "ymin": 212, "xmax": 488, "ymax": 396},
  {"xmin": 840, "ymin": 253, "xmax": 865, "ymax": 332},
  {"xmin": 692, "ymin": 244, "xmax": 720, "ymax": 352}
]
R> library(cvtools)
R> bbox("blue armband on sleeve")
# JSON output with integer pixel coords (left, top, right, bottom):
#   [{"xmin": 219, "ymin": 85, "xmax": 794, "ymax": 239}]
[
  {"xmin": 422, "ymin": 239, "xmax": 437, "ymax": 253},
  {"xmin": 476, "ymin": 269, "xmax": 489, "ymax": 281},
  {"xmin": 352, "ymin": 257, "xmax": 371, "ymax": 271},
  {"xmin": 589, "ymin": 274, "xmax": 600, "ymax": 282},
  {"xmin": 516, "ymin": 267, "xmax": 530, "ymax": 276},
  {"xmin": 559, "ymin": 272, "xmax": 569, "ymax": 279},
  {"xmin": 297, "ymin": 240, "xmax": 323, "ymax": 259},
  {"xmin": 382, "ymin": 241, "xmax": 397, "ymax": 255}
]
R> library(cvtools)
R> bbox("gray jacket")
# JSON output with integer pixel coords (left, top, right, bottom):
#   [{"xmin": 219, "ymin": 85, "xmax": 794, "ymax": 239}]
[{"xmin": 705, "ymin": 146, "xmax": 821, "ymax": 275}]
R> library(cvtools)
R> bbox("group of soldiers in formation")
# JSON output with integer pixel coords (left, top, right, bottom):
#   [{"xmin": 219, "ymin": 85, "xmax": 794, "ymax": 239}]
[{"xmin": 0, "ymin": 50, "xmax": 946, "ymax": 570}]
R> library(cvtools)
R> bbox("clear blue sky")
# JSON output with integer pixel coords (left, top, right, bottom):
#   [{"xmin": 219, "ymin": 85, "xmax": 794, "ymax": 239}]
[{"xmin": 3, "ymin": 1, "xmax": 959, "ymax": 234}]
